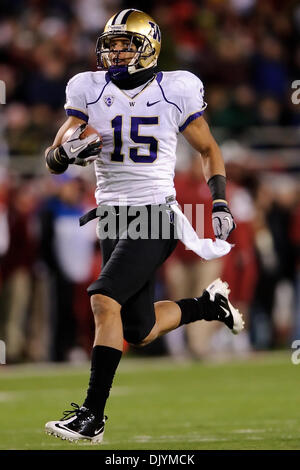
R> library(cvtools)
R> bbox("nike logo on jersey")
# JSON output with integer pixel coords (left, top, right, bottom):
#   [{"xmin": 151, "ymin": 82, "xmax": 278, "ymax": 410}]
[
  {"xmin": 147, "ymin": 100, "xmax": 161, "ymax": 107},
  {"xmin": 70, "ymin": 143, "xmax": 86, "ymax": 153}
]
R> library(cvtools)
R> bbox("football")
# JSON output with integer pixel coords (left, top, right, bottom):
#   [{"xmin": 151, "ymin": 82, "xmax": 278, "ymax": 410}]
[{"xmin": 62, "ymin": 124, "xmax": 102, "ymax": 144}]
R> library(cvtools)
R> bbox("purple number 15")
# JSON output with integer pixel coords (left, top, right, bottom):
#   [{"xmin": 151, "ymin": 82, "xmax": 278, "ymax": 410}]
[{"xmin": 111, "ymin": 115, "xmax": 158, "ymax": 163}]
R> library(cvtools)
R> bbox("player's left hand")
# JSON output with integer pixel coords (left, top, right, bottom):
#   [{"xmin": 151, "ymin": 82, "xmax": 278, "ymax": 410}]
[{"xmin": 212, "ymin": 203, "xmax": 236, "ymax": 240}]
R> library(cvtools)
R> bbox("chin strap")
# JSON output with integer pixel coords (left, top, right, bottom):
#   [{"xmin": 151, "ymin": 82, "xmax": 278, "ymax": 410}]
[{"xmin": 108, "ymin": 65, "xmax": 158, "ymax": 90}]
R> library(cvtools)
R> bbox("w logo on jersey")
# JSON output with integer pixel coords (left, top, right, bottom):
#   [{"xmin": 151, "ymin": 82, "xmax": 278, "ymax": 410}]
[{"xmin": 148, "ymin": 21, "xmax": 161, "ymax": 42}]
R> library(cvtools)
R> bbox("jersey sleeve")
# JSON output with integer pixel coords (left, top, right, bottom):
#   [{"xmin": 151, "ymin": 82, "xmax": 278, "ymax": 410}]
[
  {"xmin": 64, "ymin": 73, "xmax": 89, "ymax": 123},
  {"xmin": 178, "ymin": 72, "xmax": 207, "ymax": 132}
]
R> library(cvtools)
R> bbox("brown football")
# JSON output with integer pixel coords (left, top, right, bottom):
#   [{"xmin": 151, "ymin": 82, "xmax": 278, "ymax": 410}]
[{"xmin": 62, "ymin": 124, "xmax": 102, "ymax": 144}]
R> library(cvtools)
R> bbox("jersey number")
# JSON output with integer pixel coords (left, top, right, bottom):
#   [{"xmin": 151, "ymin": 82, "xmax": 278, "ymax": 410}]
[{"xmin": 111, "ymin": 115, "xmax": 158, "ymax": 163}]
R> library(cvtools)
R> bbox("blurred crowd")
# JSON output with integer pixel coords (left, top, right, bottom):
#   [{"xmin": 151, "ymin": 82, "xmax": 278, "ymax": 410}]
[
  {"xmin": 0, "ymin": 0, "xmax": 299, "ymax": 362},
  {"xmin": 1, "ymin": 0, "xmax": 300, "ymax": 162}
]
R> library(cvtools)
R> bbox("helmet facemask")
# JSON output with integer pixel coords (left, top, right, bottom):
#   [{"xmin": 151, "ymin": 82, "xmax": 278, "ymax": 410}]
[{"xmin": 96, "ymin": 31, "xmax": 156, "ymax": 74}]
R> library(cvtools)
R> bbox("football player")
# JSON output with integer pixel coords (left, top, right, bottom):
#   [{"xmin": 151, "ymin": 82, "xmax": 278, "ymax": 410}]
[{"xmin": 44, "ymin": 9, "xmax": 243, "ymax": 443}]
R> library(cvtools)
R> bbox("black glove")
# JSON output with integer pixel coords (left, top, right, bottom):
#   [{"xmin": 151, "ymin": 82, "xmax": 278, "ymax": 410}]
[
  {"xmin": 212, "ymin": 202, "xmax": 236, "ymax": 240},
  {"xmin": 60, "ymin": 124, "xmax": 102, "ymax": 166}
]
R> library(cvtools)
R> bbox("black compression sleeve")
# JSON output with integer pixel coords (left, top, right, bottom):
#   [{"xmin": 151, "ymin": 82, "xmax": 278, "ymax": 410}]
[
  {"xmin": 207, "ymin": 174, "xmax": 227, "ymax": 203},
  {"xmin": 45, "ymin": 147, "xmax": 69, "ymax": 174}
]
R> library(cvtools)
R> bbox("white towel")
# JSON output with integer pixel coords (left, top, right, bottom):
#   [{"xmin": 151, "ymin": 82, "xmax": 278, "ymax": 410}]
[{"xmin": 171, "ymin": 204, "xmax": 233, "ymax": 261}]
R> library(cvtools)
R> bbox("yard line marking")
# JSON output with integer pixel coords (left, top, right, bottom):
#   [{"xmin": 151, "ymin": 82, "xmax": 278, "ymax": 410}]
[
  {"xmin": 233, "ymin": 429, "xmax": 267, "ymax": 433},
  {"xmin": 0, "ymin": 386, "xmax": 130, "ymax": 402},
  {"xmin": 133, "ymin": 435, "xmax": 231, "ymax": 443},
  {"xmin": 0, "ymin": 392, "xmax": 15, "ymax": 402}
]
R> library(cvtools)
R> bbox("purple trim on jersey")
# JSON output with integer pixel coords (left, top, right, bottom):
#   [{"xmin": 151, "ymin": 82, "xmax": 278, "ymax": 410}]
[
  {"xmin": 87, "ymin": 80, "xmax": 110, "ymax": 106},
  {"xmin": 156, "ymin": 72, "xmax": 182, "ymax": 113},
  {"xmin": 105, "ymin": 72, "xmax": 111, "ymax": 83},
  {"xmin": 179, "ymin": 111, "xmax": 203, "ymax": 132},
  {"xmin": 156, "ymin": 72, "xmax": 163, "ymax": 84},
  {"xmin": 66, "ymin": 108, "xmax": 88, "ymax": 122},
  {"xmin": 213, "ymin": 202, "xmax": 228, "ymax": 208}
]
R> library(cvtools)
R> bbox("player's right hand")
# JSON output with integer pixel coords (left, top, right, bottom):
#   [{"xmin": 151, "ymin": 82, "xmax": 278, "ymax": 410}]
[{"xmin": 60, "ymin": 124, "xmax": 102, "ymax": 166}]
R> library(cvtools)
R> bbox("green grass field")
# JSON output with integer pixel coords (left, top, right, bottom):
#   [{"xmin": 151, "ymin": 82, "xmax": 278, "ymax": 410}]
[{"xmin": 0, "ymin": 351, "xmax": 299, "ymax": 450}]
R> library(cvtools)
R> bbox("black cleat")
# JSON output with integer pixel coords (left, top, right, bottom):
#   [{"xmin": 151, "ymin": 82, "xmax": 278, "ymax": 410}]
[{"xmin": 45, "ymin": 402, "xmax": 107, "ymax": 444}]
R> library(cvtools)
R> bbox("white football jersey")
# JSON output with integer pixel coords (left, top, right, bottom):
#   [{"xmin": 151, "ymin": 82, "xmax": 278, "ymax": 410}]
[{"xmin": 65, "ymin": 70, "xmax": 207, "ymax": 206}]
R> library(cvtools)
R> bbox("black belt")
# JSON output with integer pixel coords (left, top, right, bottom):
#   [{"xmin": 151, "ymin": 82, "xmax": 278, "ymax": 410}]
[
  {"xmin": 79, "ymin": 208, "xmax": 97, "ymax": 226},
  {"xmin": 79, "ymin": 206, "xmax": 119, "ymax": 226}
]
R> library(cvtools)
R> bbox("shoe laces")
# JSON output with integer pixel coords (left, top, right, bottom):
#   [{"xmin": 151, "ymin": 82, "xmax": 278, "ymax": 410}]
[{"xmin": 61, "ymin": 402, "xmax": 84, "ymax": 421}]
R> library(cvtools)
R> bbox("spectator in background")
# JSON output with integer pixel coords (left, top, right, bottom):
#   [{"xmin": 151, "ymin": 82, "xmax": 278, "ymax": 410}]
[
  {"xmin": 0, "ymin": 178, "xmax": 39, "ymax": 362},
  {"xmin": 290, "ymin": 199, "xmax": 300, "ymax": 341},
  {"xmin": 5, "ymin": 104, "xmax": 34, "ymax": 156},
  {"xmin": 256, "ymin": 96, "xmax": 283, "ymax": 126},
  {"xmin": 252, "ymin": 35, "xmax": 288, "ymax": 100},
  {"xmin": 39, "ymin": 174, "xmax": 97, "ymax": 361},
  {"xmin": 5, "ymin": 103, "xmax": 55, "ymax": 157},
  {"xmin": 250, "ymin": 176, "xmax": 297, "ymax": 349},
  {"xmin": 25, "ymin": 53, "xmax": 67, "ymax": 110},
  {"xmin": 207, "ymin": 84, "xmax": 257, "ymax": 134},
  {"xmin": 0, "ymin": 169, "xmax": 9, "ymax": 261}
]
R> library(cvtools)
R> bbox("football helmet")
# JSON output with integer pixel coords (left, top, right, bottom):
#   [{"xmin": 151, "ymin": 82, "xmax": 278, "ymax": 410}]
[{"xmin": 96, "ymin": 9, "xmax": 161, "ymax": 74}]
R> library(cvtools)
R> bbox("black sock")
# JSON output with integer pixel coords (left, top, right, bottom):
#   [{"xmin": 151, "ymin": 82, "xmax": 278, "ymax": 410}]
[
  {"xmin": 176, "ymin": 291, "xmax": 216, "ymax": 326},
  {"xmin": 83, "ymin": 345, "xmax": 122, "ymax": 419}
]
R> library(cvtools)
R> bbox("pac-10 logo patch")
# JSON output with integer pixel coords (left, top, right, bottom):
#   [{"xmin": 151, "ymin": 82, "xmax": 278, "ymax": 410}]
[
  {"xmin": 104, "ymin": 95, "xmax": 114, "ymax": 107},
  {"xmin": 148, "ymin": 21, "xmax": 161, "ymax": 42}
]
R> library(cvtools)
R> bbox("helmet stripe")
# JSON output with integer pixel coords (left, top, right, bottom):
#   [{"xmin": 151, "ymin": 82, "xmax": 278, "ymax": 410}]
[
  {"xmin": 119, "ymin": 9, "xmax": 136, "ymax": 24},
  {"xmin": 111, "ymin": 10, "xmax": 123, "ymax": 25},
  {"xmin": 111, "ymin": 9, "xmax": 134, "ymax": 25}
]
